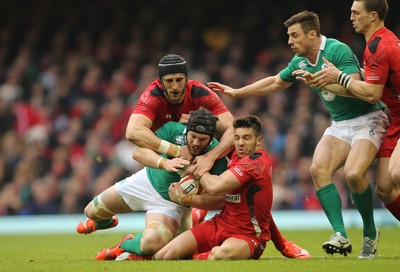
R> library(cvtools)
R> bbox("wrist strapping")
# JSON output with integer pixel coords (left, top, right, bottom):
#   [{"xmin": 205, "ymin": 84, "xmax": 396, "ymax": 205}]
[
  {"xmin": 337, "ymin": 71, "xmax": 352, "ymax": 90},
  {"xmin": 157, "ymin": 140, "xmax": 181, "ymax": 157},
  {"xmin": 156, "ymin": 157, "xmax": 167, "ymax": 169}
]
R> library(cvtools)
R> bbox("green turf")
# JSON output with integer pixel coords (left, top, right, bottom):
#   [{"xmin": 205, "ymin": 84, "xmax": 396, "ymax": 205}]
[{"xmin": 1, "ymin": 228, "xmax": 399, "ymax": 272}]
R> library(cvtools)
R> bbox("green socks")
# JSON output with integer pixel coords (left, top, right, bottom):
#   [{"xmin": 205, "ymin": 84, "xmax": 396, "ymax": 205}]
[
  {"xmin": 121, "ymin": 233, "xmax": 147, "ymax": 255},
  {"xmin": 352, "ymin": 185, "xmax": 377, "ymax": 239},
  {"xmin": 94, "ymin": 218, "xmax": 115, "ymax": 230},
  {"xmin": 316, "ymin": 183, "xmax": 348, "ymax": 238}
]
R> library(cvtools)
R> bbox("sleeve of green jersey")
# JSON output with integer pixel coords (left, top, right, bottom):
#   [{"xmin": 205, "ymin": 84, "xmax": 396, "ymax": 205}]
[
  {"xmin": 209, "ymin": 156, "xmax": 228, "ymax": 175},
  {"xmin": 328, "ymin": 42, "xmax": 361, "ymax": 76},
  {"xmin": 155, "ymin": 121, "xmax": 183, "ymax": 142},
  {"xmin": 279, "ymin": 56, "xmax": 298, "ymax": 83}
]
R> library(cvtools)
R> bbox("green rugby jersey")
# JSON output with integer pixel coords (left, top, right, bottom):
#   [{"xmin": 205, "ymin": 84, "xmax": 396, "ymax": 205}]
[
  {"xmin": 146, "ymin": 121, "xmax": 228, "ymax": 201},
  {"xmin": 279, "ymin": 36, "xmax": 384, "ymax": 121}
]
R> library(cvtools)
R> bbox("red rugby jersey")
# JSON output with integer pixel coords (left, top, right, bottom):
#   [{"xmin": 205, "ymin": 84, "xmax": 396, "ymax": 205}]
[{"xmin": 132, "ymin": 79, "xmax": 228, "ymax": 131}]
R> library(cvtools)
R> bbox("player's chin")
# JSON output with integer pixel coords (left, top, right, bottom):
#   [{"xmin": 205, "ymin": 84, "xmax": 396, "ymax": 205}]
[
  {"xmin": 236, "ymin": 150, "xmax": 248, "ymax": 158},
  {"xmin": 190, "ymin": 148, "xmax": 202, "ymax": 156}
]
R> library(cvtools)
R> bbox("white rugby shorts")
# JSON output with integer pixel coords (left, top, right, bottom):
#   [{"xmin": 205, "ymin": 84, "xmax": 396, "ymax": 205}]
[
  {"xmin": 323, "ymin": 110, "xmax": 388, "ymax": 149},
  {"xmin": 115, "ymin": 168, "xmax": 190, "ymax": 223}
]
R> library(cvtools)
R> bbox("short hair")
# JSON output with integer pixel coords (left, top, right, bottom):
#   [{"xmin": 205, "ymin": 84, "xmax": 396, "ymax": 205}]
[
  {"xmin": 158, "ymin": 54, "xmax": 188, "ymax": 79},
  {"xmin": 233, "ymin": 115, "xmax": 262, "ymax": 137},
  {"xmin": 355, "ymin": 0, "xmax": 388, "ymax": 20},
  {"xmin": 187, "ymin": 109, "xmax": 218, "ymax": 136},
  {"xmin": 284, "ymin": 10, "xmax": 320, "ymax": 36}
]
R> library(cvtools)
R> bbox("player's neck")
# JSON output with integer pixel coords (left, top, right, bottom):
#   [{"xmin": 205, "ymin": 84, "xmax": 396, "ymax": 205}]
[
  {"xmin": 365, "ymin": 22, "xmax": 385, "ymax": 42},
  {"xmin": 306, "ymin": 38, "xmax": 321, "ymax": 64}
]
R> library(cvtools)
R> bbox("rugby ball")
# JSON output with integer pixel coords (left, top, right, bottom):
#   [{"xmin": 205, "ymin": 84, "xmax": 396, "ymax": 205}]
[{"xmin": 179, "ymin": 175, "xmax": 202, "ymax": 195}]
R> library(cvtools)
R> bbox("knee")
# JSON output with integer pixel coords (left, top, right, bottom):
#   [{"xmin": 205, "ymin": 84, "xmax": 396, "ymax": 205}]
[
  {"xmin": 309, "ymin": 164, "xmax": 327, "ymax": 188},
  {"xmin": 209, "ymin": 246, "xmax": 236, "ymax": 260},
  {"xmin": 344, "ymin": 170, "xmax": 363, "ymax": 191},
  {"xmin": 309, "ymin": 164, "xmax": 318, "ymax": 179},
  {"xmin": 153, "ymin": 247, "xmax": 177, "ymax": 260},
  {"xmin": 84, "ymin": 195, "xmax": 115, "ymax": 220},
  {"xmin": 140, "ymin": 233, "xmax": 164, "ymax": 255},
  {"xmin": 389, "ymin": 167, "xmax": 400, "ymax": 186},
  {"xmin": 84, "ymin": 202, "xmax": 95, "ymax": 219},
  {"xmin": 375, "ymin": 184, "xmax": 387, "ymax": 202},
  {"xmin": 141, "ymin": 223, "xmax": 174, "ymax": 255},
  {"xmin": 375, "ymin": 182, "xmax": 392, "ymax": 204}
]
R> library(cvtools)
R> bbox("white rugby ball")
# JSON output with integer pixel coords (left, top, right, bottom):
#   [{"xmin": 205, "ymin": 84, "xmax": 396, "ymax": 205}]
[{"xmin": 179, "ymin": 175, "xmax": 202, "ymax": 195}]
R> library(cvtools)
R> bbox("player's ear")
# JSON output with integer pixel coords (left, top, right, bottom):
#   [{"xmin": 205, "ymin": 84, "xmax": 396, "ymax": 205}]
[{"xmin": 256, "ymin": 135, "xmax": 262, "ymax": 146}]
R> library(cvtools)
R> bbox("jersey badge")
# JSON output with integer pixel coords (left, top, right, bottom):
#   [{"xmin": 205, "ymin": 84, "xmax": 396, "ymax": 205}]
[
  {"xmin": 175, "ymin": 135, "xmax": 185, "ymax": 146},
  {"xmin": 298, "ymin": 60, "xmax": 307, "ymax": 69},
  {"xmin": 320, "ymin": 90, "xmax": 336, "ymax": 101}
]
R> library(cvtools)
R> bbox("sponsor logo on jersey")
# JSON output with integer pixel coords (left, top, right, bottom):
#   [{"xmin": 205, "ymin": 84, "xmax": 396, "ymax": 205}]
[
  {"xmin": 226, "ymin": 193, "xmax": 241, "ymax": 203},
  {"xmin": 166, "ymin": 114, "xmax": 172, "ymax": 119},
  {"xmin": 366, "ymin": 75, "xmax": 380, "ymax": 81}
]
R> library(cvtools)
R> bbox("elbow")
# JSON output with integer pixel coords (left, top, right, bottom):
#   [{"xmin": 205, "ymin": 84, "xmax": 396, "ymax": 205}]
[
  {"xmin": 369, "ymin": 97, "xmax": 380, "ymax": 104},
  {"xmin": 125, "ymin": 127, "xmax": 139, "ymax": 144},
  {"xmin": 364, "ymin": 95, "xmax": 381, "ymax": 104},
  {"xmin": 204, "ymin": 186, "xmax": 223, "ymax": 196}
]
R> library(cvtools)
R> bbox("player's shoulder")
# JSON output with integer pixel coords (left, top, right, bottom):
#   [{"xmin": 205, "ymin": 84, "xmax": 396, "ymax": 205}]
[
  {"xmin": 140, "ymin": 80, "xmax": 163, "ymax": 98},
  {"xmin": 249, "ymin": 150, "xmax": 270, "ymax": 160},
  {"xmin": 187, "ymin": 79, "xmax": 215, "ymax": 98},
  {"xmin": 247, "ymin": 150, "xmax": 272, "ymax": 167},
  {"xmin": 368, "ymin": 28, "xmax": 399, "ymax": 54},
  {"xmin": 325, "ymin": 37, "xmax": 352, "ymax": 52}
]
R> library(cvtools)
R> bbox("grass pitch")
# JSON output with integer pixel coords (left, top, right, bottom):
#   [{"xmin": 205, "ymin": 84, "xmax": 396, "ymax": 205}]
[{"xmin": 1, "ymin": 227, "xmax": 399, "ymax": 272}]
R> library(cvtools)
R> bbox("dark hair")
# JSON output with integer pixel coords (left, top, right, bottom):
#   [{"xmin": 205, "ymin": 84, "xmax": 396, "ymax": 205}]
[
  {"xmin": 233, "ymin": 115, "xmax": 262, "ymax": 137},
  {"xmin": 355, "ymin": 0, "xmax": 388, "ymax": 20},
  {"xmin": 187, "ymin": 109, "xmax": 218, "ymax": 136},
  {"xmin": 158, "ymin": 54, "xmax": 188, "ymax": 79},
  {"xmin": 284, "ymin": 10, "xmax": 320, "ymax": 36}
]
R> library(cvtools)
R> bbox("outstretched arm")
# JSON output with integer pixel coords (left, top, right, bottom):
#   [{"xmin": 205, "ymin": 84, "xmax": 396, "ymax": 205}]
[{"xmin": 208, "ymin": 74, "xmax": 292, "ymax": 98}]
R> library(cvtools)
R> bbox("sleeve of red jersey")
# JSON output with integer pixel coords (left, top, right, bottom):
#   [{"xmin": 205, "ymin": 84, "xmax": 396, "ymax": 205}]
[{"xmin": 228, "ymin": 155, "xmax": 267, "ymax": 185}]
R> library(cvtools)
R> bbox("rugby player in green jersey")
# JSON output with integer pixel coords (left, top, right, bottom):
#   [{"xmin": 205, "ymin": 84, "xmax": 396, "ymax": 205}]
[
  {"xmin": 77, "ymin": 109, "xmax": 226, "ymax": 259},
  {"xmin": 208, "ymin": 11, "xmax": 387, "ymax": 258}
]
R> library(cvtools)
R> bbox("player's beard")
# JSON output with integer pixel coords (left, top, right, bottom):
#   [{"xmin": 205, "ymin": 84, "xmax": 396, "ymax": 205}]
[{"xmin": 165, "ymin": 89, "xmax": 185, "ymax": 105}]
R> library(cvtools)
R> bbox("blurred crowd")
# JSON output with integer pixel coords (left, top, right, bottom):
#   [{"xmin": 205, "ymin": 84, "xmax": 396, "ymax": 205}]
[{"xmin": 0, "ymin": 0, "xmax": 399, "ymax": 215}]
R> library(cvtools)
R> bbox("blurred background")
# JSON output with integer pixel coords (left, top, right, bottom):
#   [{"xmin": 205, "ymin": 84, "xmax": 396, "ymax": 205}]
[{"xmin": 0, "ymin": 0, "xmax": 399, "ymax": 216}]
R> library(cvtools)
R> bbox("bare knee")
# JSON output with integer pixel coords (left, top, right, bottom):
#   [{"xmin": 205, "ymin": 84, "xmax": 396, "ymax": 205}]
[
  {"xmin": 141, "ymin": 222, "xmax": 174, "ymax": 255},
  {"xmin": 375, "ymin": 182, "xmax": 399, "ymax": 204},
  {"xmin": 153, "ymin": 246, "xmax": 178, "ymax": 260},
  {"xmin": 209, "ymin": 246, "xmax": 238, "ymax": 260},
  {"xmin": 344, "ymin": 170, "xmax": 364, "ymax": 192},
  {"xmin": 309, "ymin": 164, "xmax": 329, "ymax": 188},
  {"xmin": 390, "ymin": 168, "xmax": 400, "ymax": 187},
  {"xmin": 140, "ymin": 232, "xmax": 168, "ymax": 255}
]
